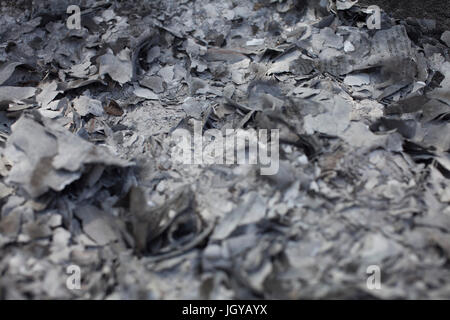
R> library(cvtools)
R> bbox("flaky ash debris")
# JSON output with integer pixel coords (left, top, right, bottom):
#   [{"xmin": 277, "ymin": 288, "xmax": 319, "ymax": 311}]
[{"xmin": 0, "ymin": 0, "xmax": 449, "ymax": 299}]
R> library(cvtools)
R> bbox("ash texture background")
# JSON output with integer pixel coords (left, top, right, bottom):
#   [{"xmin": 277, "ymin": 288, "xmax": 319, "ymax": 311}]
[{"xmin": 0, "ymin": 0, "xmax": 449, "ymax": 299}]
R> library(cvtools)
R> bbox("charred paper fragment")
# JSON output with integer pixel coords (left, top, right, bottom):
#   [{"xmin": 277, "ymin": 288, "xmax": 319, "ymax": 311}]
[
  {"xmin": 74, "ymin": 205, "xmax": 122, "ymax": 246},
  {"xmin": 103, "ymin": 99, "xmax": 124, "ymax": 116},
  {"xmin": 3, "ymin": 112, "xmax": 129, "ymax": 197},
  {"xmin": 440, "ymin": 31, "xmax": 450, "ymax": 47},
  {"xmin": 0, "ymin": 87, "xmax": 36, "ymax": 106},
  {"xmin": 0, "ymin": 62, "xmax": 23, "ymax": 86},
  {"xmin": 98, "ymin": 50, "xmax": 133, "ymax": 85},
  {"xmin": 72, "ymin": 95, "xmax": 104, "ymax": 117}
]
